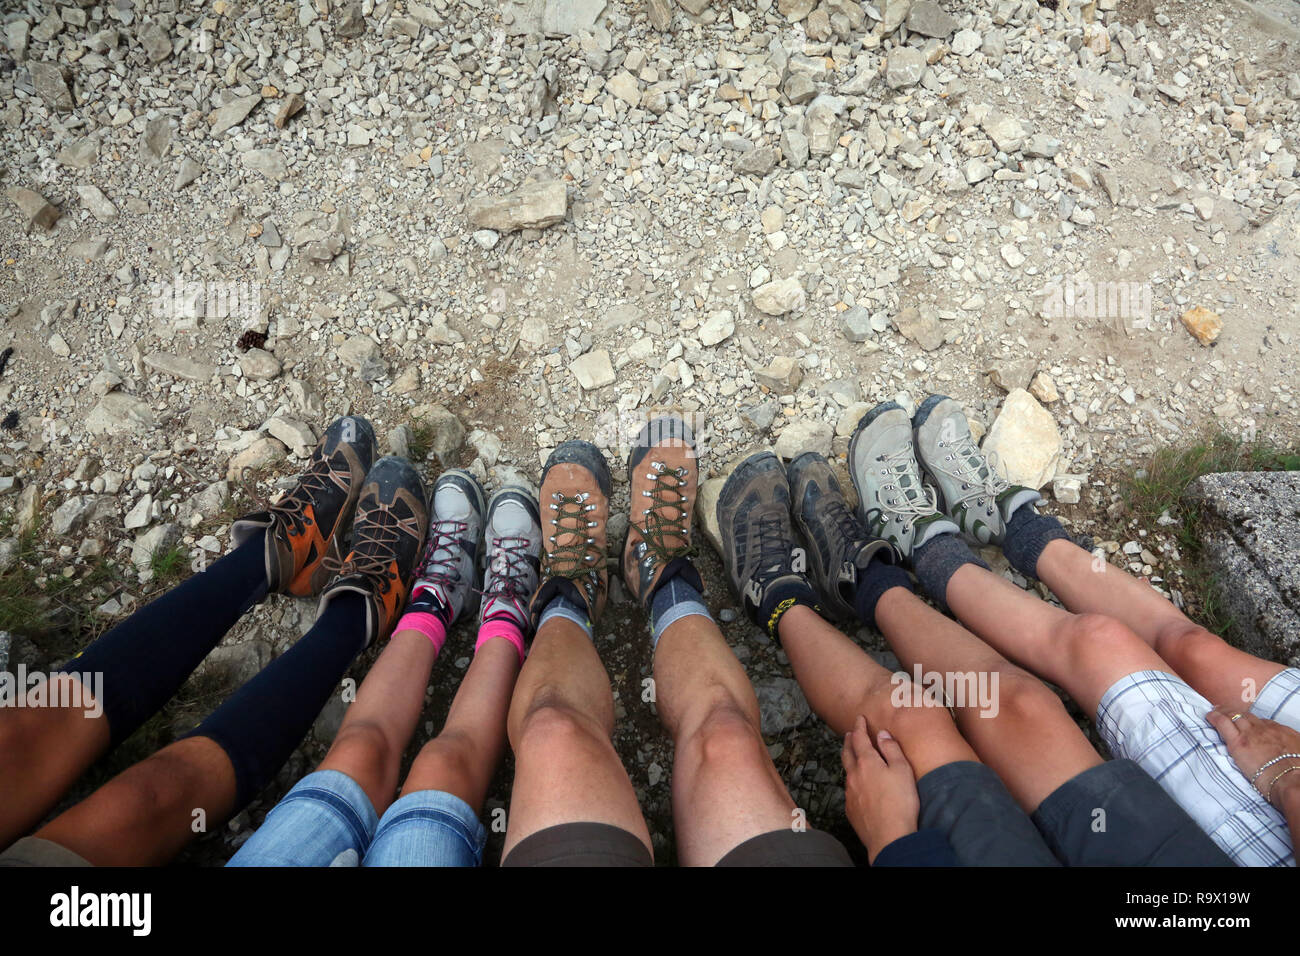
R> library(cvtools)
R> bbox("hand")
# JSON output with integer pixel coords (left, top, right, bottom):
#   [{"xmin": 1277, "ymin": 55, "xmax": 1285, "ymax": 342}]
[
  {"xmin": 841, "ymin": 714, "xmax": 920, "ymax": 863},
  {"xmin": 1206, "ymin": 705, "xmax": 1300, "ymax": 807}
]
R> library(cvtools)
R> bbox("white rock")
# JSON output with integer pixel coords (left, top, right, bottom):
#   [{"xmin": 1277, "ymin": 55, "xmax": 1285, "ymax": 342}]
[
  {"xmin": 570, "ymin": 349, "xmax": 616, "ymax": 389},
  {"xmin": 699, "ymin": 311, "xmax": 735, "ymax": 346},
  {"xmin": 774, "ymin": 420, "xmax": 833, "ymax": 460},
  {"xmin": 981, "ymin": 389, "xmax": 1062, "ymax": 490},
  {"xmin": 752, "ymin": 278, "xmax": 806, "ymax": 315}
]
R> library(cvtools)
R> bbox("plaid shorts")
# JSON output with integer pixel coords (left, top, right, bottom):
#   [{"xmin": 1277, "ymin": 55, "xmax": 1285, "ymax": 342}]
[{"xmin": 1096, "ymin": 668, "xmax": 1299, "ymax": 868}]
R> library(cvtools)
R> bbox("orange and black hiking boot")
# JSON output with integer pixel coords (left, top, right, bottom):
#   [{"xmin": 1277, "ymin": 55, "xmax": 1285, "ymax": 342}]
[
  {"xmin": 316, "ymin": 456, "xmax": 429, "ymax": 646},
  {"xmin": 622, "ymin": 415, "xmax": 704, "ymax": 609},
  {"xmin": 527, "ymin": 440, "xmax": 611, "ymax": 628},
  {"xmin": 231, "ymin": 415, "xmax": 376, "ymax": 596}
]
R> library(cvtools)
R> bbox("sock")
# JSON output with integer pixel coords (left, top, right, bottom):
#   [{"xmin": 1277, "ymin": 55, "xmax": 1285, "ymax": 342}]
[
  {"xmin": 854, "ymin": 556, "xmax": 915, "ymax": 630},
  {"xmin": 394, "ymin": 584, "xmax": 454, "ymax": 655},
  {"xmin": 61, "ymin": 532, "xmax": 270, "ymax": 747},
  {"xmin": 476, "ymin": 617, "xmax": 526, "ymax": 665},
  {"xmin": 1001, "ymin": 506, "xmax": 1070, "ymax": 581},
  {"xmin": 393, "ymin": 610, "xmax": 448, "ymax": 656},
  {"xmin": 649, "ymin": 573, "xmax": 712, "ymax": 648},
  {"xmin": 758, "ymin": 576, "xmax": 821, "ymax": 640},
  {"xmin": 537, "ymin": 586, "xmax": 594, "ymax": 641},
  {"xmin": 911, "ymin": 533, "xmax": 989, "ymax": 612},
  {"xmin": 185, "ymin": 592, "xmax": 368, "ymax": 810}
]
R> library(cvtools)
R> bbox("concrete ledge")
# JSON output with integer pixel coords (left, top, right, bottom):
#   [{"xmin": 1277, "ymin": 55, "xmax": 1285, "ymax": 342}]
[{"xmin": 1184, "ymin": 471, "xmax": 1300, "ymax": 666}]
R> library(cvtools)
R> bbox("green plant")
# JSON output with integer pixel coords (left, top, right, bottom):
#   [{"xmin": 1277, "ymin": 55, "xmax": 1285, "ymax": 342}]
[
  {"xmin": 1122, "ymin": 431, "xmax": 1300, "ymax": 637},
  {"xmin": 150, "ymin": 544, "xmax": 190, "ymax": 586}
]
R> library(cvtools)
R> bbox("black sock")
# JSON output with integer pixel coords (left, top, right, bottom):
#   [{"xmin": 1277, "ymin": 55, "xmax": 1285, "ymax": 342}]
[
  {"xmin": 1001, "ymin": 507, "xmax": 1070, "ymax": 581},
  {"xmin": 854, "ymin": 556, "xmax": 915, "ymax": 630},
  {"xmin": 62, "ymin": 532, "xmax": 270, "ymax": 746},
  {"xmin": 911, "ymin": 533, "xmax": 990, "ymax": 612},
  {"xmin": 185, "ymin": 592, "xmax": 368, "ymax": 810},
  {"xmin": 758, "ymin": 577, "xmax": 821, "ymax": 640}
]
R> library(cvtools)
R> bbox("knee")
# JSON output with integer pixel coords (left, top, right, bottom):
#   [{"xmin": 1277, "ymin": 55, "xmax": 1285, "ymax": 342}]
[
  {"xmin": 858, "ymin": 677, "xmax": 955, "ymax": 737},
  {"xmin": 1062, "ymin": 612, "xmax": 1145, "ymax": 669},
  {"xmin": 109, "ymin": 745, "xmax": 207, "ymax": 818},
  {"xmin": 327, "ymin": 720, "xmax": 398, "ymax": 775},
  {"xmin": 993, "ymin": 668, "xmax": 1072, "ymax": 727},
  {"xmin": 512, "ymin": 694, "xmax": 608, "ymax": 758},
  {"xmin": 414, "ymin": 729, "xmax": 478, "ymax": 781},
  {"xmin": 1152, "ymin": 619, "xmax": 1224, "ymax": 672},
  {"xmin": 687, "ymin": 694, "xmax": 767, "ymax": 773}
]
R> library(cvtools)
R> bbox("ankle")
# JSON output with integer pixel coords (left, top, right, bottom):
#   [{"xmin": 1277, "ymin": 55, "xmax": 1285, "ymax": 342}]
[
  {"xmin": 1001, "ymin": 509, "xmax": 1069, "ymax": 580},
  {"xmin": 911, "ymin": 533, "xmax": 988, "ymax": 610},
  {"xmin": 757, "ymin": 576, "xmax": 821, "ymax": 640},
  {"xmin": 649, "ymin": 570, "xmax": 711, "ymax": 647}
]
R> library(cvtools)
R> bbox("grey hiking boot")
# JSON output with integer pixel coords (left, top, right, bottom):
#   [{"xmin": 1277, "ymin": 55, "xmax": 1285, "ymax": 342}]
[
  {"xmin": 848, "ymin": 402, "xmax": 959, "ymax": 560},
  {"xmin": 480, "ymin": 486, "xmax": 542, "ymax": 633},
  {"xmin": 409, "ymin": 469, "xmax": 486, "ymax": 624},
  {"xmin": 787, "ymin": 452, "xmax": 899, "ymax": 621},
  {"xmin": 912, "ymin": 395, "xmax": 1041, "ymax": 545}
]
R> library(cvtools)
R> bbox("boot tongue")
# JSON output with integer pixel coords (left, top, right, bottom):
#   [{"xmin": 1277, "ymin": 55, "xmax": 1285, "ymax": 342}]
[{"xmin": 893, "ymin": 463, "xmax": 922, "ymax": 502}]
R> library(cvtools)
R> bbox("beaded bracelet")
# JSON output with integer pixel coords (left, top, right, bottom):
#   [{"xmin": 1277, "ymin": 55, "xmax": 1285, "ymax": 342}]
[{"xmin": 1249, "ymin": 753, "xmax": 1300, "ymax": 786}]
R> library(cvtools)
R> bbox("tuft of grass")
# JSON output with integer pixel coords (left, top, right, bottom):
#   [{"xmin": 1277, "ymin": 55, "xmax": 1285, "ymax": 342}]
[
  {"xmin": 1123, "ymin": 432, "xmax": 1300, "ymax": 636},
  {"xmin": 407, "ymin": 421, "xmax": 435, "ymax": 464},
  {"xmin": 150, "ymin": 544, "xmax": 190, "ymax": 587},
  {"xmin": 0, "ymin": 518, "xmax": 127, "ymax": 659}
]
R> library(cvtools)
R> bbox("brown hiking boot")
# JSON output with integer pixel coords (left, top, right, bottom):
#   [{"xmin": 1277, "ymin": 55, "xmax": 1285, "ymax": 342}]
[
  {"xmin": 316, "ymin": 456, "xmax": 429, "ymax": 646},
  {"xmin": 231, "ymin": 416, "xmax": 376, "ymax": 596},
  {"xmin": 622, "ymin": 415, "xmax": 702, "ymax": 610},
  {"xmin": 527, "ymin": 441, "xmax": 611, "ymax": 628}
]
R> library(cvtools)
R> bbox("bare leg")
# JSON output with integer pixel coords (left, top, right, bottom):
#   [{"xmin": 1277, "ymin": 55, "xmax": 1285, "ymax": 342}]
[
  {"xmin": 399, "ymin": 637, "xmax": 519, "ymax": 810},
  {"xmin": 502, "ymin": 618, "xmax": 651, "ymax": 858},
  {"xmin": 653, "ymin": 614, "xmax": 798, "ymax": 867},
  {"xmin": 777, "ymin": 605, "xmax": 977, "ymax": 778},
  {"xmin": 314, "ymin": 630, "xmax": 439, "ymax": 812},
  {"xmin": 33, "ymin": 737, "xmax": 238, "ymax": 866},
  {"xmin": 945, "ymin": 561, "xmax": 1181, "ymax": 716},
  {"xmin": 872, "ymin": 586, "xmax": 1106, "ymax": 812},
  {"xmin": 0, "ymin": 679, "xmax": 110, "ymax": 849},
  {"xmin": 1036, "ymin": 538, "xmax": 1284, "ymax": 708}
]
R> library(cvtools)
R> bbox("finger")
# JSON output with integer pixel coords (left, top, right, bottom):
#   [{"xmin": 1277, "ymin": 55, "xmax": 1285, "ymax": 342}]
[
  {"xmin": 841, "ymin": 734, "xmax": 857, "ymax": 774},
  {"xmin": 1213, "ymin": 703, "xmax": 1259, "ymax": 733},
  {"xmin": 875, "ymin": 730, "xmax": 913, "ymax": 772},
  {"xmin": 851, "ymin": 716, "xmax": 885, "ymax": 768},
  {"xmin": 1206, "ymin": 708, "xmax": 1244, "ymax": 746}
]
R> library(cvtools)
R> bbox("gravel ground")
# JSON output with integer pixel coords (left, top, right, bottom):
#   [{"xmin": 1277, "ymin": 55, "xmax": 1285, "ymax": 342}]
[{"xmin": 1, "ymin": 0, "xmax": 1297, "ymax": 864}]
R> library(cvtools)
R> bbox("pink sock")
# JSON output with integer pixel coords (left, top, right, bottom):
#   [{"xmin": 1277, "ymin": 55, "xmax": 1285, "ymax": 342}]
[
  {"xmin": 476, "ymin": 618, "xmax": 526, "ymax": 666},
  {"xmin": 394, "ymin": 611, "xmax": 447, "ymax": 655}
]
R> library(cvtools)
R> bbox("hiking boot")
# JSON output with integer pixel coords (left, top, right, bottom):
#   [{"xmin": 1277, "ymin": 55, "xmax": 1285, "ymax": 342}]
[
  {"xmin": 316, "ymin": 456, "xmax": 429, "ymax": 646},
  {"xmin": 622, "ymin": 415, "xmax": 702, "ymax": 610},
  {"xmin": 912, "ymin": 395, "xmax": 1041, "ymax": 545},
  {"xmin": 231, "ymin": 415, "xmax": 376, "ymax": 597},
  {"xmin": 718, "ymin": 451, "xmax": 818, "ymax": 634},
  {"xmin": 787, "ymin": 452, "xmax": 898, "ymax": 621},
  {"xmin": 528, "ymin": 441, "xmax": 611, "ymax": 627},
  {"xmin": 409, "ymin": 470, "xmax": 485, "ymax": 624},
  {"xmin": 480, "ymin": 486, "xmax": 542, "ymax": 632},
  {"xmin": 848, "ymin": 402, "xmax": 959, "ymax": 560}
]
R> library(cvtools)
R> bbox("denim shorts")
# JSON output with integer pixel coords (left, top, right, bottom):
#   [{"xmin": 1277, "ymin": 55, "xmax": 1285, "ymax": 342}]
[{"xmin": 228, "ymin": 769, "xmax": 487, "ymax": 867}]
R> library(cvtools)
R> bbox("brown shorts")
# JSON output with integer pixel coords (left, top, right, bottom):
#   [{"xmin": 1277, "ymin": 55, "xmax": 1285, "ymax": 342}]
[
  {"xmin": 501, "ymin": 822, "xmax": 853, "ymax": 867},
  {"xmin": 0, "ymin": 836, "xmax": 93, "ymax": 867},
  {"xmin": 502, "ymin": 822, "xmax": 654, "ymax": 867}
]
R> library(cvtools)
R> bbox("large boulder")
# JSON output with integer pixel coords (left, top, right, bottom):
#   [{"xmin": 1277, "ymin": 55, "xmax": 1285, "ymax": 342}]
[{"xmin": 1185, "ymin": 472, "xmax": 1300, "ymax": 665}]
